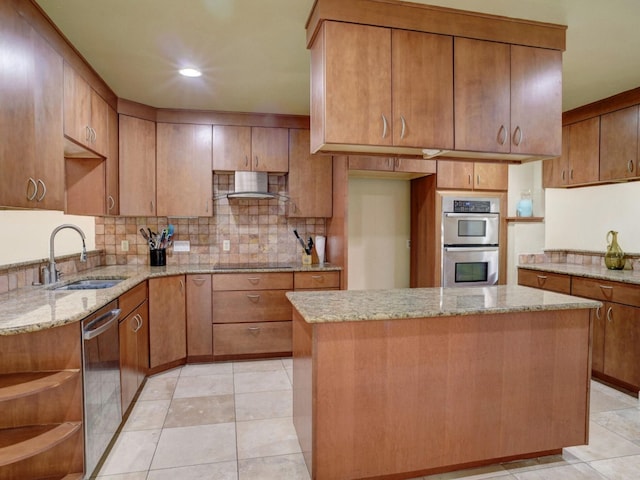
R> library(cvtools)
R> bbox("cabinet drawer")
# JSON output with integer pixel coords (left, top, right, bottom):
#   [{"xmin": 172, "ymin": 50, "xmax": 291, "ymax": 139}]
[
  {"xmin": 571, "ymin": 277, "xmax": 640, "ymax": 307},
  {"xmin": 119, "ymin": 282, "xmax": 147, "ymax": 318},
  {"xmin": 294, "ymin": 271, "xmax": 340, "ymax": 289},
  {"xmin": 212, "ymin": 290, "xmax": 292, "ymax": 323},
  {"xmin": 212, "ymin": 272, "xmax": 293, "ymax": 291},
  {"xmin": 213, "ymin": 321, "xmax": 292, "ymax": 356},
  {"xmin": 518, "ymin": 269, "xmax": 570, "ymax": 294}
]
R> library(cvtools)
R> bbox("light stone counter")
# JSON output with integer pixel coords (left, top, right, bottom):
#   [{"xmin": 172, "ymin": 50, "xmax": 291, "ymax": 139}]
[
  {"xmin": 0, "ymin": 263, "xmax": 340, "ymax": 335},
  {"xmin": 518, "ymin": 262, "xmax": 640, "ymax": 285},
  {"xmin": 286, "ymin": 284, "xmax": 600, "ymax": 323}
]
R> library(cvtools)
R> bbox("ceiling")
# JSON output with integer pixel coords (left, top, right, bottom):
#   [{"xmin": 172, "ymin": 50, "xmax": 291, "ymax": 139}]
[{"xmin": 36, "ymin": 0, "xmax": 640, "ymax": 116}]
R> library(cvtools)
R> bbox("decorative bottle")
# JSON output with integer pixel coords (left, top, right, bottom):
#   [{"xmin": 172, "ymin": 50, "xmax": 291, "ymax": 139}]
[{"xmin": 604, "ymin": 230, "xmax": 625, "ymax": 270}]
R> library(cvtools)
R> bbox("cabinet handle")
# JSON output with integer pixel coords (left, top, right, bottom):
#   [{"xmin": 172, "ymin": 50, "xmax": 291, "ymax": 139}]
[
  {"xmin": 247, "ymin": 277, "xmax": 260, "ymax": 285},
  {"xmin": 606, "ymin": 306, "xmax": 613, "ymax": 323},
  {"xmin": 179, "ymin": 279, "xmax": 184, "ymax": 293},
  {"xmin": 512, "ymin": 126, "xmax": 522, "ymax": 146},
  {"xmin": 107, "ymin": 195, "xmax": 115, "ymax": 211},
  {"xmin": 246, "ymin": 294, "xmax": 261, "ymax": 302},
  {"xmin": 387, "ymin": 158, "xmax": 393, "ymax": 169},
  {"xmin": 255, "ymin": 155, "xmax": 259, "ymax": 168},
  {"xmin": 205, "ymin": 199, "xmax": 209, "ymax": 213},
  {"xmin": 150, "ymin": 200, "xmax": 154, "ymax": 213},
  {"xmin": 247, "ymin": 326, "xmax": 261, "ymax": 335},
  {"xmin": 132, "ymin": 314, "xmax": 143, "ymax": 333},
  {"xmin": 599, "ymin": 285, "xmax": 614, "ymax": 290},
  {"xmin": 26, "ymin": 177, "xmax": 38, "ymax": 201},
  {"xmin": 536, "ymin": 275, "xmax": 547, "ymax": 285},
  {"xmin": 561, "ymin": 170, "xmax": 565, "ymax": 181},
  {"xmin": 36, "ymin": 179, "xmax": 46, "ymax": 202},
  {"xmin": 628, "ymin": 159, "xmax": 634, "ymax": 173},
  {"xmin": 476, "ymin": 175, "xmax": 480, "ymax": 186},
  {"xmin": 400, "ymin": 115, "xmax": 406, "ymax": 139},
  {"xmin": 244, "ymin": 156, "xmax": 249, "ymax": 168},
  {"xmin": 311, "ymin": 275, "xmax": 323, "ymax": 280},
  {"xmin": 85, "ymin": 125, "xmax": 91, "ymax": 143},
  {"xmin": 381, "ymin": 114, "xmax": 388, "ymax": 139},
  {"xmin": 394, "ymin": 158, "xmax": 399, "ymax": 169},
  {"xmin": 468, "ymin": 174, "xmax": 472, "ymax": 185},
  {"xmin": 570, "ymin": 169, "xmax": 574, "ymax": 180},
  {"xmin": 497, "ymin": 125, "xmax": 507, "ymax": 145},
  {"xmin": 595, "ymin": 306, "xmax": 602, "ymax": 320},
  {"xmin": 192, "ymin": 277, "xmax": 206, "ymax": 286}
]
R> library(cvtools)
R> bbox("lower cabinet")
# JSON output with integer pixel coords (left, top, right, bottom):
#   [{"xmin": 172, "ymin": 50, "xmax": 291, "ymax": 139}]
[
  {"xmin": 186, "ymin": 275, "xmax": 213, "ymax": 361},
  {"xmin": 149, "ymin": 276, "xmax": 186, "ymax": 369},
  {"xmin": 517, "ymin": 268, "xmax": 571, "ymax": 294},
  {"xmin": 213, "ymin": 321, "xmax": 292, "ymax": 356},
  {"xmin": 601, "ymin": 302, "xmax": 640, "ymax": 389}
]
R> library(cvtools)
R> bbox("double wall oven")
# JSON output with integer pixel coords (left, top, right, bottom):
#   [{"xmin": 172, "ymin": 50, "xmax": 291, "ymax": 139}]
[{"xmin": 441, "ymin": 197, "xmax": 500, "ymax": 287}]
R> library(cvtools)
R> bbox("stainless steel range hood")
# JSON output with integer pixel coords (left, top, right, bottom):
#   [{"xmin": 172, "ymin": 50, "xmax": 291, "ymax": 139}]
[{"xmin": 227, "ymin": 171, "xmax": 276, "ymax": 199}]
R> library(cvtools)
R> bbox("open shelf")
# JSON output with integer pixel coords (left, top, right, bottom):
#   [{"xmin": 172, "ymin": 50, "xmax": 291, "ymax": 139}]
[
  {"xmin": 504, "ymin": 216, "xmax": 544, "ymax": 223},
  {"xmin": 0, "ymin": 370, "xmax": 80, "ymax": 402},
  {"xmin": 0, "ymin": 422, "xmax": 81, "ymax": 467}
]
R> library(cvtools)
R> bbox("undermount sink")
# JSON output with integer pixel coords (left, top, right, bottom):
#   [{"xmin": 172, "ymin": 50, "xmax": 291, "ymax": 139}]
[{"xmin": 52, "ymin": 278, "xmax": 125, "ymax": 290}]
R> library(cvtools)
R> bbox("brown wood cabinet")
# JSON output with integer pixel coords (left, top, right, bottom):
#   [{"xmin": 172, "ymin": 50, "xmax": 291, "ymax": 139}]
[
  {"xmin": 599, "ymin": 106, "xmax": 639, "ymax": 181},
  {"xmin": 0, "ymin": 6, "xmax": 65, "ymax": 210},
  {"xmin": 63, "ymin": 62, "xmax": 108, "ymax": 157},
  {"xmin": 602, "ymin": 302, "xmax": 640, "ymax": 389},
  {"xmin": 149, "ymin": 276, "xmax": 186, "ymax": 369},
  {"xmin": 517, "ymin": 268, "xmax": 571, "ymax": 294},
  {"xmin": 186, "ymin": 275, "xmax": 213, "ymax": 360},
  {"xmin": 454, "ymin": 38, "xmax": 561, "ymax": 157},
  {"xmin": 119, "ymin": 114, "xmax": 157, "ymax": 216},
  {"xmin": 157, "ymin": 123, "xmax": 212, "ymax": 217},
  {"xmin": 348, "ymin": 156, "xmax": 437, "ymax": 177},
  {"xmin": 311, "ymin": 21, "xmax": 454, "ymax": 154},
  {"xmin": 293, "ymin": 271, "xmax": 340, "ymax": 290},
  {"xmin": 212, "ymin": 125, "xmax": 288, "ymax": 173},
  {"xmin": 288, "ymin": 129, "xmax": 333, "ymax": 217},
  {"xmin": 106, "ymin": 106, "xmax": 119, "ymax": 214},
  {"xmin": 436, "ymin": 160, "xmax": 508, "ymax": 191},
  {"xmin": 544, "ymin": 118, "xmax": 600, "ymax": 188}
]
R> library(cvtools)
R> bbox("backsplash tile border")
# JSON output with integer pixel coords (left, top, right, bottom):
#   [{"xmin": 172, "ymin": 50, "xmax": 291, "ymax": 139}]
[{"xmin": 519, "ymin": 249, "xmax": 640, "ymax": 270}]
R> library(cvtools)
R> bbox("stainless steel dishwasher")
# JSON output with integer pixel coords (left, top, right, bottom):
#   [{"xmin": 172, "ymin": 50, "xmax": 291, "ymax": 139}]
[{"xmin": 82, "ymin": 301, "xmax": 122, "ymax": 478}]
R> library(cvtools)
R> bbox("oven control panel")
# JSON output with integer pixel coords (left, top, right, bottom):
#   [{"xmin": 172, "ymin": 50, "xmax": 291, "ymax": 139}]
[{"xmin": 453, "ymin": 200, "xmax": 492, "ymax": 213}]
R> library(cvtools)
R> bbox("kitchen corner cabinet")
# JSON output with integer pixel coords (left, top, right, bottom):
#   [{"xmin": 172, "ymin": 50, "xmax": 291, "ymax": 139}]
[
  {"xmin": 599, "ymin": 105, "xmax": 639, "ymax": 181},
  {"xmin": 157, "ymin": 123, "xmax": 213, "ymax": 217},
  {"xmin": 149, "ymin": 276, "xmax": 186, "ymax": 369},
  {"xmin": 310, "ymin": 21, "xmax": 453, "ymax": 154},
  {"xmin": 454, "ymin": 38, "xmax": 562, "ymax": 157},
  {"xmin": 186, "ymin": 275, "xmax": 213, "ymax": 360},
  {"xmin": 436, "ymin": 160, "xmax": 508, "ymax": 191},
  {"xmin": 119, "ymin": 114, "xmax": 157, "ymax": 216},
  {"xmin": 106, "ymin": 106, "xmax": 119, "ymax": 214},
  {"xmin": 288, "ymin": 129, "xmax": 333, "ymax": 217},
  {"xmin": 348, "ymin": 156, "xmax": 437, "ymax": 176},
  {"xmin": 212, "ymin": 125, "xmax": 288, "ymax": 173},
  {"xmin": 63, "ymin": 63, "xmax": 108, "ymax": 157},
  {"xmin": 0, "ymin": 6, "xmax": 65, "ymax": 210},
  {"xmin": 543, "ymin": 118, "xmax": 600, "ymax": 188}
]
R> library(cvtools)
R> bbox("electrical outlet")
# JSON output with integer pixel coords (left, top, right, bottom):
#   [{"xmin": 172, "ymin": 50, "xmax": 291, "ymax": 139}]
[
  {"xmin": 173, "ymin": 240, "xmax": 190, "ymax": 252},
  {"xmin": 121, "ymin": 240, "xmax": 129, "ymax": 252},
  {"xmin": 223, "ymin": 240, "xmax": 230, "ymax": 252}
]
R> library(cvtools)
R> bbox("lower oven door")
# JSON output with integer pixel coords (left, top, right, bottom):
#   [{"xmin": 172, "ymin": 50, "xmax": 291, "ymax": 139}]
[{"xmin": 442, "ymin": 246, "xmax": 499, "ymax": 287}]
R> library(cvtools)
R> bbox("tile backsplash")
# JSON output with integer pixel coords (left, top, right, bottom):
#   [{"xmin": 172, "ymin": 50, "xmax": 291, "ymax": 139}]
[{"xmin": 96, "ymin": 174, "xmax": 326, "ymax": 266}]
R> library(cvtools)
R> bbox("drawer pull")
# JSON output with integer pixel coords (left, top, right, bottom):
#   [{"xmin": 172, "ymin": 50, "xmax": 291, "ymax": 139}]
[
  {"xmin": 311, "ymin": 275, "xmax": 323, "ymax": 281},
  {"xmin": 247, "ymin": 326, "xmax": 261, "ymax": 335},
  {"xmin": 192, "ymin": 277, "xmax": 207, "ymax": 286},
  {"xmin": 246, "ymin": 294, "xmax": 261, "ymax": 302},
  {"xmin": 599, "ymin": 285, "xmax": 613, "ymax": 290},
  {"xmin": 247, "ymin": 277, "xmax": 260, "ymax": 285}
]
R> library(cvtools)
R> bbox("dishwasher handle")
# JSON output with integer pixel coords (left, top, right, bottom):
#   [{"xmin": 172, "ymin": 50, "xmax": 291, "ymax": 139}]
[{"xmin": 83, "ymin": 308, "xmax": 121, "ymax": 340}]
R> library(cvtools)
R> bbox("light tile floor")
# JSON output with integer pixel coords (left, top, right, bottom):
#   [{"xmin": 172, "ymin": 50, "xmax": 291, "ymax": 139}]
[{"xmin": 95, "ymin": 359, "xmax": 640, "ymax": 480}]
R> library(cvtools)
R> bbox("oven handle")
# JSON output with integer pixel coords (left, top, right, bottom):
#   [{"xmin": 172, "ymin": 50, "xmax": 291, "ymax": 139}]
[
  {"xmin": 443, "ymin": 212, "xmax": 499, "ymax": 218},
  {"xmin": 83, "ymin": 308, "xmax": 121, "ymax": 340},
  {"xmin": 444, "ymin": 246, "xmax": 499, "ymax": 252}
]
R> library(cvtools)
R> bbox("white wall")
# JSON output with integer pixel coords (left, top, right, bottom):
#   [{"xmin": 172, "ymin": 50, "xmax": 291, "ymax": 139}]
[
  {"xmin": 0, "ymin": 211, "xmax": 95, "ymax": 266},
  {"xmin": 545, "ymin": 181, "xmax": 640, "ymax": 253},
  {"xmin": 348, "ymin": 177, "xmax": 411, "ymax": 290}
]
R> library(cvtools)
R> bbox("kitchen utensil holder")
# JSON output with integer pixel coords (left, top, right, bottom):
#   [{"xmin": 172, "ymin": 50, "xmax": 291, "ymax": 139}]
[{"xmin": 150, "ymin": 248, "xmax": 166, "ymax": 266}]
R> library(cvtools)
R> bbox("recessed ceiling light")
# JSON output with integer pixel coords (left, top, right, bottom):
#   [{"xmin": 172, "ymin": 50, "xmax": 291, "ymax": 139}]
[{"xmin": 179, "ymin": 68, "xmax": 202, "ymax": 77}]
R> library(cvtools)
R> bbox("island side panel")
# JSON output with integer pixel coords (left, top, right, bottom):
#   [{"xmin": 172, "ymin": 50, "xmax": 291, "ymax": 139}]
[
  {"xmin": 312, "ymin": 309, "xmax": 591, "ymax": 480},
  {"xmin": 292, "ymin": 307, "xmax": 314, "ymax": 474}
]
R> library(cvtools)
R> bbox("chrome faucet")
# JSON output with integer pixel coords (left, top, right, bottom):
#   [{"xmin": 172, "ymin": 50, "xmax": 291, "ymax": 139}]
[{"xmin": 47, "ymin": 224, "xmax": 87, "ymax": 284}]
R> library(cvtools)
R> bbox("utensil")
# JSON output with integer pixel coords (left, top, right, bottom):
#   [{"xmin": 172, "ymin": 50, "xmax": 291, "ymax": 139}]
[{"xmin": 293, "ymin": 229, "xmax": 310, "ymax": 254}]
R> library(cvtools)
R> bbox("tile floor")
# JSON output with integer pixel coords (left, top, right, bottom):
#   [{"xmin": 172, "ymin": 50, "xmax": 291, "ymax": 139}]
[{"xmin": 95, "ymin": 359, "xmax": 640, "ymax": 480}]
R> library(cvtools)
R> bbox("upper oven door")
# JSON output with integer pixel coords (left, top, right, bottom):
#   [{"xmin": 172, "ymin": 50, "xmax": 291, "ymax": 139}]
[{"xmin": 442, "ymin": 212, "xmax": 500, "ymax": 246}]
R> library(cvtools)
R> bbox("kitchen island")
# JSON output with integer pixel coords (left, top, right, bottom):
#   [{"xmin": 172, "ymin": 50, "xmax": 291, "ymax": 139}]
[{"xmin": 286, "ymin": 285, "xmax": 600, "ymax": 480}]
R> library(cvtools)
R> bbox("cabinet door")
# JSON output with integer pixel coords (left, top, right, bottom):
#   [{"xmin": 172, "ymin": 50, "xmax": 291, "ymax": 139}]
[
  {"xmin": 157, "ymin": 123, "xmax": 212, "ymax": 216},
  {"xmin": 392, "ymin": 30, "xmax": 453, "ymax": 149},
  {"xmin": 322, "ymin": 21, "xmax": 392, "ymax": 147},
  {"xmin": 251, "ymin": 127, "xmax": 289, "ymax": 173},
  {"xmin": 119, "ymin": 310, "xmax": 139, "ymax": 412},
  {"xmin": 454, "ymin": 38, "xmax": 510, "ymax": 153},
  {"xmin": 119, "ymin": 115, "xmax": 156, "ymax": 216},
  {"xmin": 186, "ymin": 275, "xmax": 213, "ymax": 358},
  {"xmin": 510, "ymin": 45, "xmax": 562, "ymax": 156},
  {"xmin": 106, "ymin": 106, "xmax": 119, "ymax": 214},
  {"xmin": 604, "ymin": 302, "xmax": 640, "ymax": 390},
  {"xmin": 212, "ymin": 125, "xmax": 251, "ymax": 171},
  {"xmin": 600, "ymin": 106, "xmax": 638, "ymax": 181},
  {"xmin": 90, "ymin": 90, "xmax": 109, "ymax": 157},
  {"xmin": 288, "ymin": 129, "xmax": 332, "ymax": 217},
  {"xmin": 348, "ymin": 156, "xmax": 394, "ymax": 172},
  {"xmin": 136, "ymin": 301, "xmax": 149, "ymax": 382},
  {"xmin": 567, "ymin": 117, "xmax": 600, "ymax": 185},
  {"xmin": 394, "ymin": 158, "xmax": 437, "ymax": 175},
  {"xmin": 543, "ymin": 126, "xmax": 570, "ymax": 188},
  {"xmin": 149, "ymin": 276, "xmax": 186, "ymax": 368},
  {"xmin": 63, "ymin": 63, "xmax": 92, "ymax": 150},
  {"xmin": 436, "ymin": 160, "xmax": 474, "ymax": 189},
  {"xmin": 474, "ymin": 163, "xmax": 508, "ymax": 191},
  {"xmin": 592, "ymin": 304, "xmax": 605, "ymax": 375}
]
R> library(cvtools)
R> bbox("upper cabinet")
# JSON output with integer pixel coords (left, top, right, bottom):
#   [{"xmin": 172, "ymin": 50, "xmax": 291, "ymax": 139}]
[
  {"xmin": 436, "ymin": 160, "xmax": 508, "ymax": 191},
  {"xmin": 454, "ymin": 38, "xmax": 562, "ymax": 157},
  {"xmin": 600, "ymin": 106, "xmax": 639, "ymax": 181},
  {"xmin": 63, "ymin": 63, "xmax": 109, "ymax": 157},
  {"xmin": 106, "ymin": 106, "xmax": 119, "ymax": 214},
  {"xmin": 119, "ymin": 115, "xmax": 156, "ymax": 216},
  {"xmin": 157, "ymin": 123, "xmax": 213, "ymax": 217},
  {"xmin": 0, "ymin": 4, "xmax": 64, "ymax": 210},
  {"xmin": 348, "ymin": 156, "xmax": 437, "ymax": 177},
  {"xmin": 212, "ymin": 125, "xmax": 288, "ymax": 173},
  {"xmin": 310, "ymin": 21, "xmax": 454, "ymax": 155}
]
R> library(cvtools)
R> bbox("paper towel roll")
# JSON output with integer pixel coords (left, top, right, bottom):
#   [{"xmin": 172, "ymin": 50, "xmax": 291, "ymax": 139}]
[{"xmin": 315, "ymin": 235, "xmax": 326, "ymax": 264}]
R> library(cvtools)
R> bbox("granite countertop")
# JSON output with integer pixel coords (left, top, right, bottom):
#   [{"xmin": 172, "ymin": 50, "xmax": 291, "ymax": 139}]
[
  {"xmin": 0, "ymin": 263, "xmax": 340, "ymax": 336},
  {"xmin": 286, "ymin": 285, "xmax": 600, "ymax": 324},
  {"xmin": 518, "ymin": 263, "xmax": 640, "ymax": 285}
]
